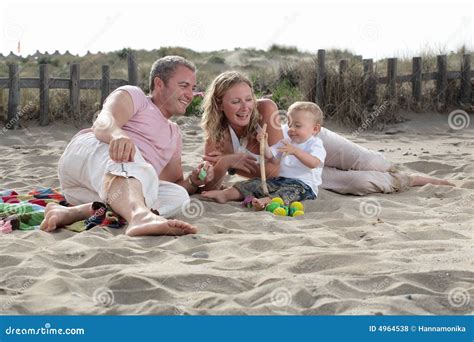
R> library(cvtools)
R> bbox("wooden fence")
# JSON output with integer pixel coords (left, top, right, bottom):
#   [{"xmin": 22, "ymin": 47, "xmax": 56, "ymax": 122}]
[
  {"xmin": 0, "ymin": 49, "xmax": 472, "ymax": 129},
  {"xmin": 0, "ymin": 52, "xmax": 138, "ymax": 128},
  {"xmin": 315, "ymin": 49, "xmax": 473, "ymax": 109}
]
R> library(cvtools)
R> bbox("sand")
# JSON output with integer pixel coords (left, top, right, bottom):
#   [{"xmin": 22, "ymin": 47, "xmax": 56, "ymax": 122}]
[{"xmin": 0, "ymin": 112, "xmax": 472, "ymax": 315}]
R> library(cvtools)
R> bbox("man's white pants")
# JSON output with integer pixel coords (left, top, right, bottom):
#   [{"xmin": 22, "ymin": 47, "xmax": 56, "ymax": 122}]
[{"xmin": 58, "ymin": 132, "xmax": 189, "ymax": 218}]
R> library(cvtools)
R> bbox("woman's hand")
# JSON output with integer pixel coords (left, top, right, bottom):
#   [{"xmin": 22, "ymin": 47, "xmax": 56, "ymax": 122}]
[
  {"xmin": 203, "ymin": 151, "xmax": 259, "ymax": 174},
  {"xmin": 223, "ymin": 153, "xmax": 259, "ymax": 174},
  {"xmin": 109, "ymin": 135, "xmax": 136, "ymax": 163},
  {"xmin": 202, "ymin": 150, "xmax": 223, "ymax": 165}
]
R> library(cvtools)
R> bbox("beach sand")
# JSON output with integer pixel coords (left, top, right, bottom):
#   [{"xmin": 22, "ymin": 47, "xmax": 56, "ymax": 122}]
[{"xmin": 0, "ymin": 112, "xmax": 472, "ymax": 315}]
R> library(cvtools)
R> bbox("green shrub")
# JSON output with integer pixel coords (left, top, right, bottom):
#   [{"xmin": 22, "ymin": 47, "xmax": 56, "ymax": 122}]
[
  {"xmin": 207, "ymin": 56, "xmax": 225, "ymax": 64},
  {"xmin": 271, "ymin": 79, "xmax": 302, "ymax": 110},
  {"xmin": 185, "ymin": 95, "xmax": 203, "ymax": 116}
]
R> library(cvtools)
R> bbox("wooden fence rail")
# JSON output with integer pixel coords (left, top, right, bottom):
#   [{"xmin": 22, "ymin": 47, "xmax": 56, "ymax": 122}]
[
  {"xmin": 0, "ymin": 50, "xmax": 472, "ymax": 129},
  {"xmin": 0, "ymin": 52, "xmax": 138, "ymax": 128},
  {"xmin": 324, "ymin": 50, "xmax": 473, "ymax": 111}
]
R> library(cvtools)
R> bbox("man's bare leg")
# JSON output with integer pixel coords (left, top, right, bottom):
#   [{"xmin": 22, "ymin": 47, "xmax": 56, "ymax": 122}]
[
  {"xmin": 40, "ymin": 203, "xmax": 91, "ymax": 232},
  {"xmin": 106, "ymin": 175, "xmax": 197, "ymax": 236},
  {"xmin": 201, "ymin": 187, "xmax": 242, "ymax": 203}
]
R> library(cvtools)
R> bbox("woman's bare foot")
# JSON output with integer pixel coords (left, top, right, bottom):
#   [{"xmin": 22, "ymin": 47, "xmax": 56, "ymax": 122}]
[
  {"xmin": 409, "ymin": 174, "xmax": 455, "ymax": 187},
  {"xmin": 252, "ymin": 197, "xmax": 272, "ymax": 211},
  {"xmin": 125, "ymin": 211, "xmax": 197, "ymax": 236},
  {"xmin": 201, "ymin": 190, "xmax": 229, "ymax": 203},
  {"xmin": 40, "ymin": 202, "xmax": 91, "ymax": 232}
]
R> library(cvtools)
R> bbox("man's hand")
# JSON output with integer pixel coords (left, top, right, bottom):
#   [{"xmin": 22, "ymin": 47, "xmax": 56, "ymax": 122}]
[
  {"xmin": 189, "ymin": 161, "xmax": 215, "ymax": 187},
  {"xmin": 109, "ymin": 135, "xmax": 136, "ymax": 163}
]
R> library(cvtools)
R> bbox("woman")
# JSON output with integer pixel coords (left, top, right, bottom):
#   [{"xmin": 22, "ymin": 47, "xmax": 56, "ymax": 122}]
[{"xmin": 200, "ymin": 71, "xmax": 453, "ymax": 195}]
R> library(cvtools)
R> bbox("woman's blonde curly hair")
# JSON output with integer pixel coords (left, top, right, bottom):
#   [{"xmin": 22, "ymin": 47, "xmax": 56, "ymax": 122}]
[{"xmin": 201, "ymin": 71, "xmax": 261, "ymax": 148}]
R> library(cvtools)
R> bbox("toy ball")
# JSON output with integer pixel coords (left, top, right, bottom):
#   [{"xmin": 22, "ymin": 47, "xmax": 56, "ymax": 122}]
[
  {"xmin": 273, "ymin": 207, "xmax": 287, "ymax": 216},
  {"xmin": 271, "ymin": 197, "xmax": 284, "ymax": 206},
  {"xmin": 292, "ymin": 210, "xmax": 305, "ymax": 217},
  {"xmin": 265, "ymin": 202, "xmax": 280, "ymax": 212},
  {"xmin": 290, "ymin": 201, "xmax": 304, "ymax": 211}
]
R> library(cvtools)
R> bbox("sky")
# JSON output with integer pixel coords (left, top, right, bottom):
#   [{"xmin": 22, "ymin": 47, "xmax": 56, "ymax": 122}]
[{"xmin": 0, "ymin": 0, "xmax": 472, "ymax": 60}]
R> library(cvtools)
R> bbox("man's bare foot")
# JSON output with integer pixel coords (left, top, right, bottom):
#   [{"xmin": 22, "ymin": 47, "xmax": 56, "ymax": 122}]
[
  {"xmin": 125, "ymin": 211, "xmax": 197, "ymax": 236},
  {"xmin": 201, "ymin": 190, "xmax": 228, "ymax": 203},
  {"xmin": 252, "ymin": 197, "xmax": 272, "ymax": 211},
  {"xmin": 409, "ymin": 175, "xmax": 455, "ymax": 187},
  {"xmin": 40, "ymin": 202, "xmax": 90, "ymax": 232}
]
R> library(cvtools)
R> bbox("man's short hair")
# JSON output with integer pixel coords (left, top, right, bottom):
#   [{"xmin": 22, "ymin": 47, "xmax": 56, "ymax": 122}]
[{"xmin": 149, "ymin": 56, "xmax": 196, "ymax": 91}]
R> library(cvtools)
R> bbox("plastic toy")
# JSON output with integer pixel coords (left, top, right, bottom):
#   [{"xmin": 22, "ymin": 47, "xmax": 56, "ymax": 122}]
[
  {"xmin": 198, "ymin": 167, "xmax": 207, "ymax": 181},
  {"xmin": 265, "ymin": 197, "xmax": 305, "ymax": 217}
]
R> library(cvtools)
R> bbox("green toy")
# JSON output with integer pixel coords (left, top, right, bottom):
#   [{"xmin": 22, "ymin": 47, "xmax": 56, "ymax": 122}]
[
  {"xmin": 198, "ymin": 167, "xmax": 207, "ymax": 181},
  {"xmin": 265, "ymin": 202, "xmax": 280, "ymax": 213},
  {"xmin": 265, "ymin": 197, "xmax": 305, "ymax": 217}
]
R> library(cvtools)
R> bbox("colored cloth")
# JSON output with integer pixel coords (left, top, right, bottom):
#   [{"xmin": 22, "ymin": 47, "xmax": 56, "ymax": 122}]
[
  {"xmin": 0, "ymin": 188, "xmax": 125, "ymax": 233},
  {"xmin": 233, "ymin": 177, "xmax": 316, "ymax": 204}
]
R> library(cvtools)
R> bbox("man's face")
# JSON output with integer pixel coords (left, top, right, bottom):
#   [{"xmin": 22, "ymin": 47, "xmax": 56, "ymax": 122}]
[{"xmin": 156, "ymin": 65, "xmax": 196, "ymax": 118}]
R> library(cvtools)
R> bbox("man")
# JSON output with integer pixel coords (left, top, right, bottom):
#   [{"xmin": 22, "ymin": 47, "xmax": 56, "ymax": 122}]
[{"xmin": 40, "ymin": 56, "xmax": 214, "ymax": 236}]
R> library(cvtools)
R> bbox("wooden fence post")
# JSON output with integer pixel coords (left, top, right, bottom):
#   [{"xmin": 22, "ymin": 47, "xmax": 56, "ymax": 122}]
[
  {"xmin": 127, "ymin": 51, "xmax": 138, "ymax": 86},
  {"xmin": 387, "ymin": 58, "xmax": 397, "ymax": 101},
  {"xmin": 0, "ymin": 89, "xmax": 3, "ymax": 119},
  {"xmin": 436, "ymin": 55, "xmax": 447, "ymax": 109},
  {"xmin": 339, "ymin": 59, "xmax": 348, "ymax": 77},
  {"xmin": 363, "ymin": 58, "xmax": 376, "ymax": 107},
  {"xmin": 460, "ymin": 54, "xmax": 471, "ymax": 105},
  {"xmin": 39, "ymin": 64, "xmax": 49, "ymax": 126},
  {"xmin": 101, "ymin": 65, "xmax": 110, "ymax": 107},
  {"xmin": 316, "ymin": 49, "xmax": 326, "ymax": 105},
  {"xmin": 70, "ymin": 63, "xmax": 80, "ymax": 120},
  {"xmin": 7, "ymin": 63, "xmax": 20, "ymax": 129},
  {"xmin": 412, "ymin": 57, "xmax": 422, "ymax": 106}
]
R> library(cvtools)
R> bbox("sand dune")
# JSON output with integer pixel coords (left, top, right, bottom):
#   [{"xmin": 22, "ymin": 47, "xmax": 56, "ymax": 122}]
[{"xmin": 0, "ymin": 113, "xmax": 472, "ymax": 315}]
